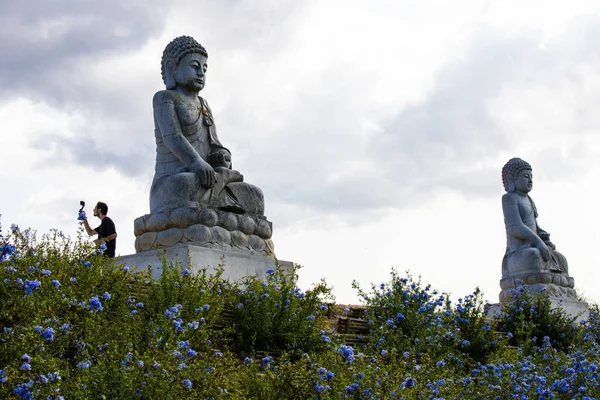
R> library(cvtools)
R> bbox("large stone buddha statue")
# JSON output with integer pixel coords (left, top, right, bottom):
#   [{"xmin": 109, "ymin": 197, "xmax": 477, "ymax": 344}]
[
  {"xmin": 499, "ymin": 158, "xmax": 576, "ymax": 301},
  {"xmin": 133, "ymin": 36, "xmax": 274, "ymax": 256}
]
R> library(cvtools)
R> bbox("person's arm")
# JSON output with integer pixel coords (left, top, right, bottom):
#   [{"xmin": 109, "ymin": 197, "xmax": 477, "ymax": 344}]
[
  {"xmin": 502, "ymin": 193, "xmax": 550, "ymax": 260},
  {"xmin": 81, "ymin": 219, "xmax": 97, "ymax": 236},
  {"xmin": 94, "ymin": 233, "xmax": 117, "ymax": 246}
]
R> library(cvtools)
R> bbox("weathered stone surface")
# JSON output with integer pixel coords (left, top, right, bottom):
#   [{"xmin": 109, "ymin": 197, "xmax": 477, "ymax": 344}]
[
  {"xmin": 133, "ymin": 217, "xmax": 146, "ymax": 237},
  {"xmin": 184, "ymin": 224, "xmax": 212, "ymax": 244},
  {"xmin": 230, "ymin": 230, "xmax": 249, "ymax": 249},
  {"xmin": 171, "ymin": 208, "xmax": 199, "ymax": 228},
  {"xmin": 198, "ymin": 208, "xmax": 219, "ymax": 227},
  {"xmin": 256, "ymin": 219, "xmax": 272, "ymax": 239},
  {"xmin": 146, "ymin": 213, "xmax": 170, "ymax": 232},
  {"xmin": 238, "ymin": 215, "xmax": 257, "ymax": 235},
  {"xmin": 211, "ymin": 226, "xmax": 231, "ymax": 246},
  {"xmin": 157, "ymin": 228, "xmax": 184, "ymax": 247},
  {"xmin": 135, "ymin": 232, "xmax": 157, "ymax": 252},
  {"xmin": 220, "ymin": 212, "xmax": 238, "ymax": 231}
]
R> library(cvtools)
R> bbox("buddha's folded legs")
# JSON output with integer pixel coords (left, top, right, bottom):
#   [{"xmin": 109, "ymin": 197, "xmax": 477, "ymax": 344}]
[
  {"xmin": 502, "ymin": 247, "xmax": 569, "ymax": 277},
  {"xmin": 150, "ymin": 172, "xmax": 265, "ymax": 216},
  {"xmin": 150, "ymin": 172, "xmax": 201, "ymax": 213}
]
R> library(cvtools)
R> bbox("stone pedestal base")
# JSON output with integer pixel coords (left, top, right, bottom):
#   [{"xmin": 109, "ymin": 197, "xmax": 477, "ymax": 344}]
[
  {"xmin": 487, "ymin": 297, "xmax": 589, "ymax": 323},
  {"xmin": 117, "ymin": 244, "xmax": 293, "ymax": 282}
]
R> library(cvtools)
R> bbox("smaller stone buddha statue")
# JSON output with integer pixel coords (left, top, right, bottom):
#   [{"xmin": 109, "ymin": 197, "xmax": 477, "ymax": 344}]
[
  {"xmin": 133, "ymin": 36, "xmax": 274, "ymax": 256},
  {"xmin": 499, "ymin": 158, "xmax": 576, "ymax": 301}
]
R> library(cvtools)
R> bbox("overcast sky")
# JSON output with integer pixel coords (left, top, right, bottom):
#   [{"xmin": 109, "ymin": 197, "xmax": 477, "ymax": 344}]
[{"xmin": 3, "ymin": 0, "xmax": 600, "ymax": 305}]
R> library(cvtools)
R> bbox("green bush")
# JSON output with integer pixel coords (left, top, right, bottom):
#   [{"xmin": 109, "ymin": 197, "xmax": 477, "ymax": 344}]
[{"xmin": 3, "ymin": 222, "xmax": 600, "ymax": 399}]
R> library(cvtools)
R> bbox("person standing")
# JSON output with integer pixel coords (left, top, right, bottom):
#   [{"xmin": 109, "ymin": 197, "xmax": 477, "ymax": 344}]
[{"xmin": 82, "ymin": 201, "xmax": 117, "ymax": 257}]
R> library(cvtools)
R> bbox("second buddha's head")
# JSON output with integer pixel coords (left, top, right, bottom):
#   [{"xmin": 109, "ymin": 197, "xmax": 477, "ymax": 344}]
[
  {"xmin": 161, "ymin": 36, "xmax": 208, "ymax": 91},
  {"xmin": 502, "ymin": 157, "xmax": 533, "ymax": 193}
]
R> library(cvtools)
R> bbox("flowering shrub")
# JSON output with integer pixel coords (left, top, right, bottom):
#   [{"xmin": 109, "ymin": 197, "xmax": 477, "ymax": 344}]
[{"xmin": 3, "ymin": 222, "xmax": 600, "ymax": 398}]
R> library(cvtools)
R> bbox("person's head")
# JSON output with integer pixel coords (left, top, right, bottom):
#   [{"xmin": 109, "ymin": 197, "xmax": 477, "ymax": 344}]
[
  {"xmin": 502, "ymin": 158, "xmax": 533, "ymax": 193},
  {"xmin": 161, "ymin": 36, "xmax": 208, "ymax": 91},
  {"xmin": 94, "ymin": 202, "xmax": 108, "ymax": 217}
]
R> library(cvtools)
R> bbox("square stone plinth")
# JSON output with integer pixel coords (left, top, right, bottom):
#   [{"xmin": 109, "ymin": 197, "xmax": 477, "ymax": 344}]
[
  {"xmin": 487, "ymin": 297, "xmax": 589, "ymax": 323},
  {"xmin": 117, "ymin": 244, "xmax": 293, "ymax": 282}
]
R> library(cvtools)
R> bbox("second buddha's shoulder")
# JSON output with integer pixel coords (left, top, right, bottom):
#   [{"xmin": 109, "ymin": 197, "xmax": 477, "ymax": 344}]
[
  {"xmin": 153, "ymin": 90, "xmax": 180, "ymax": 105},
  {"xmin": 502, "ymin": 192, "xmax": 523, "ymax": 204}
]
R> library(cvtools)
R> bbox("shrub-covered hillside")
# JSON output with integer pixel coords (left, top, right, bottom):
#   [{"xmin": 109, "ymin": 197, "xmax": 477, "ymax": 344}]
[{"xmin": 1, "ymin": 223, "xmax": 599, "ymax": 399}]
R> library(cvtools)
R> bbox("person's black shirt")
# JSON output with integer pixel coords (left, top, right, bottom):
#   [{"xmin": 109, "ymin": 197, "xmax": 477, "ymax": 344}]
[{"xmin": 94, "ymin": 216, "xmax": 117, "ymax": 257}]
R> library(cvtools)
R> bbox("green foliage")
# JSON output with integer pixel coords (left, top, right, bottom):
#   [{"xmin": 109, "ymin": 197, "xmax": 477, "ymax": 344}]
[
  {"xmin": 497, "ymin": 283, "xmax": 580, "ymax": 353},
  {"xmin": 228, "ymin": 265, "xmax": 333, "ymax": 355},
  {"xmin": 354, "ymin": 271, "xmax": 502, "ymax": 365},
  {"xmin": 3, "ymin": 223, "xmax": 600, "ymax": 399}
]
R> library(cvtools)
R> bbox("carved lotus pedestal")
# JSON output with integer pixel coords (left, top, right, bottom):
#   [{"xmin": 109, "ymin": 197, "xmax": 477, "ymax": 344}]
[{"xmin": 118, "ymin": 206, "xmax": 292, "ymax": 282}]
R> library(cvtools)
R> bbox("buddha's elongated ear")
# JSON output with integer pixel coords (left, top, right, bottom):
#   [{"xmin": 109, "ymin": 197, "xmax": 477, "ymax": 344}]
[
  {"xmin": 164, "ymin": 60, "xmax": 177, "ymax": 90},
  {"xmin": 508, "ymin": 181, "xmax": 515, "ymax": 192}
]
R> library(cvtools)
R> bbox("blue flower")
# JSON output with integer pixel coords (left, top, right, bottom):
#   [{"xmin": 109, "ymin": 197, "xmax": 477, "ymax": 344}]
[
  {"xmin": 396, "ymin": 312, "xmax": 405, "ymax": 321},
  {"xmin": 70, "ymin": 277, "xmax": 76, "ymax": 283},
  {"xmin": 13, "ymin": 381, "xmax": 33, "ymax": 399},
  {"xmin": 103, "ymin": 292, "xmax": 111, "ymax": 300},
  {"xmin": 182, "ymin": 379, "xmax": 192, "ymax": 389},
  {"xmin": 78, "ymin": 211, "xmax": 87, "ymax": 221},
  {"xmin": 21, "ymin": 353, "xmax": 32, "ymax": 362},
  {"xmin": 308, "ymin": 315, "xmax": 315, "ymax": 321},
  {"xmin": 87, "ymin": 296, "xmax": 103, "ymax": 312},
  {"xmin": 326, "ymin": 371, "xmax": 335, "ymax": 380},
  {"xmin": 51, "ymin": 279, "xmax": 61, "ymax": 288},
  {"xmin": 203, "ymin": 304, "xmax": 210, "ymax": 311},
  {"xmin": 215, "ymin": 351, "xmax": 223, "ymax": 357},
  {"xmin": 20, "ymin": 362, "xmax": 31, "ymax": 371},
  {"xmin": 315, "ymin": 384, "xmax": 325, "ymax": 393},
  {"xmin": 261, "ymin": 356, "xmax": 273, "ymax": 368},
  {"xmin": 181, "ymin": 268, "xmax": 191, "ymax": 277},
  {"xmin": 33, "ymin": 326, "xmax": 42, "ymax": 332},
  {"xmin": 23, "ymin": 279, "xmax": 41, "ymax": 294},
  {"xmin": 338, "ymin": 345, "xmax": 355, "ymax": 363},
  {"xmin": 188, "ymin": 321, "xmax": 199, "ymax": 329},
  {"xmin": 178, "ymin": 363, "xmax": 187, "ymax": 369},
  {"xmin": 42, "ymin": 327, "xmax": 55, "ymax": 341},
  {"xmin": 77, "ymin": 360, "xmax": 91, "ymax": 369},
  {"xmin": 266, "ymin": 269, "xmax": 275, "ymax": 274},
  {"xmin": 187, "ymin": 349, "xmax": 198, "ymax": 357},
  {"xmin": 41, "ymin": 269, "xmax": 51, "ymax": 276}
]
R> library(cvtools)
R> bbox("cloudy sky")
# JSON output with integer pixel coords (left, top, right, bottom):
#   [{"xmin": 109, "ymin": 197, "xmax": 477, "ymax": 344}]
[{"xmin": 3, "ymin": 0, "xmax": 600, "ymax": 305}]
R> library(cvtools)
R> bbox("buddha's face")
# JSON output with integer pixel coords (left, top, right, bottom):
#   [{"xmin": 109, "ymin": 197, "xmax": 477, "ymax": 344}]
[
  {"xmin": 173, "ymin": 53, "xmax": 208, "ymax": 92},
  {"xmin": 513, "ymin": 169, "xmax": 533, "ymax": 193}
]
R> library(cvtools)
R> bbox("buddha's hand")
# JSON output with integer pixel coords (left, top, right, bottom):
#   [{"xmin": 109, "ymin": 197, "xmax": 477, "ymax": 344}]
[
  {"xmin": 190, "ymin": 160, "xmax": 216, "ymax": 188},
  {"xmin": 208, "ymin": 151, "xmax": 230, "ymax": 168},
  {"xmin": 536, "ymin": 240, "xmax": 551, "ymax": 261}
]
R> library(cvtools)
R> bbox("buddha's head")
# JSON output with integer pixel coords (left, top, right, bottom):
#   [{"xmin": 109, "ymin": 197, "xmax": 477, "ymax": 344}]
[
  {"xmin": 502, "ymin": 157, "xmax": 533, "ymax": 193},
  {"xmin": 161, "ymin": 36, "xmax": 208, "ymax": 90}
]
